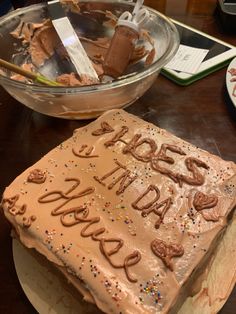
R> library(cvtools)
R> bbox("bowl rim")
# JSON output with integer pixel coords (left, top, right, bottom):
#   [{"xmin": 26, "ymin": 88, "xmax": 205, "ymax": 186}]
[{"xmin": 0, "ymin": 0, "xmax": 179, "ymax": 94}]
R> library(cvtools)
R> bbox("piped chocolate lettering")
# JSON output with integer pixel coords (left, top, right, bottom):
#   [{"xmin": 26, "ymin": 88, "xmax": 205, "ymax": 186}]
[
  {"xmin": 94, "ymin": 160, "xmax": 138, "ymax": 195},
  {"xmin": 38, "ymin": 178, "xmax": 95, "ymax": 215},
  {"xmin": 73, "ymin": 145, "xmax": 99, "ymax": 158},
  {"xmin": 132, "ymin": 185, "xmax": 172, "ymax": 228},
  {"xmin": 104, "ymin": 126, "xmax": 129, "ymax": 147},
  {"xmin": 38, "ymin": 179, "xmax": 141, "ymax": 282},
  {"xmin": 123, "ymin": 134, "xmax": 157, "ymax": 162}
]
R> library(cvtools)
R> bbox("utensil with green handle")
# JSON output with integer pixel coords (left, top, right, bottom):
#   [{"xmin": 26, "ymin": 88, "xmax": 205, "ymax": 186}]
[{"xmin": 0, "ymin": 58, "xmax": 63, "ymax": 87}]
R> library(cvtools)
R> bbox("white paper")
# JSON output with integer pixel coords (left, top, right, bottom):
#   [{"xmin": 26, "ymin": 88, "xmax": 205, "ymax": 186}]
[{"xmin": 165, "ymin": 44, "xmax": 209, "ymax": 74}]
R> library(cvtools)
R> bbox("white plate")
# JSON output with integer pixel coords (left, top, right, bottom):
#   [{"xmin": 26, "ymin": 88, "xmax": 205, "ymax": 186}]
[
  {"xmin": 13, "ymin": 212, "xmax": 236, "ymax": 314},
  {"xmin": 226, "ymin": 57, "xmax": 236, "ymax": 108},
  {"xmin": 12, "ymin": 239, "xmax": 97, "ymax": 314}
]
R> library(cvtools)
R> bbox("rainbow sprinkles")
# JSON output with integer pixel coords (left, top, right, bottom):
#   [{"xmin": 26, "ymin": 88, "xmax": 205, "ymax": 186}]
[{"xmin": 2, "ymin": 109, "xmax": 236, "ymax": 313}]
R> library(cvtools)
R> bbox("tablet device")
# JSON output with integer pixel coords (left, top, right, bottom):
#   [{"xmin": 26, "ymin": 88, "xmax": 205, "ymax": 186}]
[{"xmin": 161, "ymin": 19, "xmax": 236, "ymax": 85}]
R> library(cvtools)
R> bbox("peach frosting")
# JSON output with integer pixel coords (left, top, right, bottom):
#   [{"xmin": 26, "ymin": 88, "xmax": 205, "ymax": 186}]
[{"xmin": 2, "ymin": 109, "xmax": 236, "ymax": 313}]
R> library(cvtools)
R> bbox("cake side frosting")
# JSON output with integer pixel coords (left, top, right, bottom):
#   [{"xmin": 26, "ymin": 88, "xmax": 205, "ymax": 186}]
[{"xmin": 2, "ymin": 109, "xmax": 236, "ymax": 314}]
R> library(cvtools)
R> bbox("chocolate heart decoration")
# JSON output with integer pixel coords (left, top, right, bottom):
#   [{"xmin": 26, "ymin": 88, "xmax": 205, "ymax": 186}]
[
  {"xmin": 151, "ymin": 238, "xmax": 184, "ymax": 271},
  {"xmin": 92, "ymin": 122, "xmax": 114, "ymax": 136},
  {"xmin": 193, "ymin": 191, "xmax": 218, "ymax": 211},
  {"xmin": 27, "ymin": 169, "xmax": 46, "ymax": 184}
]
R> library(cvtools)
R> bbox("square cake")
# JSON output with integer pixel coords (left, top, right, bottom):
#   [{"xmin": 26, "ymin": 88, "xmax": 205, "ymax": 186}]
[{"xmin": 1, "ymin": 109, "xmax": 236, "ymax": 313}]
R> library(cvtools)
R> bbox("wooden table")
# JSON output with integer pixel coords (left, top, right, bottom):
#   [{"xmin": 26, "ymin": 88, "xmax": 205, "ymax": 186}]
[{"xmin": 0, "ymin": 0, "xmax": 235, "ymax": 313}]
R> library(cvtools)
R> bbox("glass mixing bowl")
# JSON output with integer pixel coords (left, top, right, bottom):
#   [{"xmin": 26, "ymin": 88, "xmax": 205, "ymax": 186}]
[{"xmin": 0, "ymin": 0, "xmax": 179, "ymax": 119}]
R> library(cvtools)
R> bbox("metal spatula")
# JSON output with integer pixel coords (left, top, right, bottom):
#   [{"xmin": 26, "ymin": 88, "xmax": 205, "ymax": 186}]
[{"xmin": 48, "ymin": 0, "xmax": 99, "ymax": 82}]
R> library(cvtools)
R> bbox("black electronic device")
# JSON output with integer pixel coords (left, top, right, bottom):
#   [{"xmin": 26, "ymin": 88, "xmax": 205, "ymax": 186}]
[
  {"xmin": 217, "ymin": 0, "xmax": 236, "ymax": 32},
  {"xmin": 161, "ymin": 19, "xmax": 236, "ymax": 85}
]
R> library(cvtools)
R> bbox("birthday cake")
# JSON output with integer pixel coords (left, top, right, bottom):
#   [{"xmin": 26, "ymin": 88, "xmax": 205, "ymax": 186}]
[{"xmin": 1, "ymin": 109, "xmax": 236, "ymax": 313}]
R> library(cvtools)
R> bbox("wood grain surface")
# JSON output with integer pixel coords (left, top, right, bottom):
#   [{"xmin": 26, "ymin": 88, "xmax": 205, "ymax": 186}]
[{"xmin": 0, "ymin": 0, "xmax": 235, "ymax": 313}]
